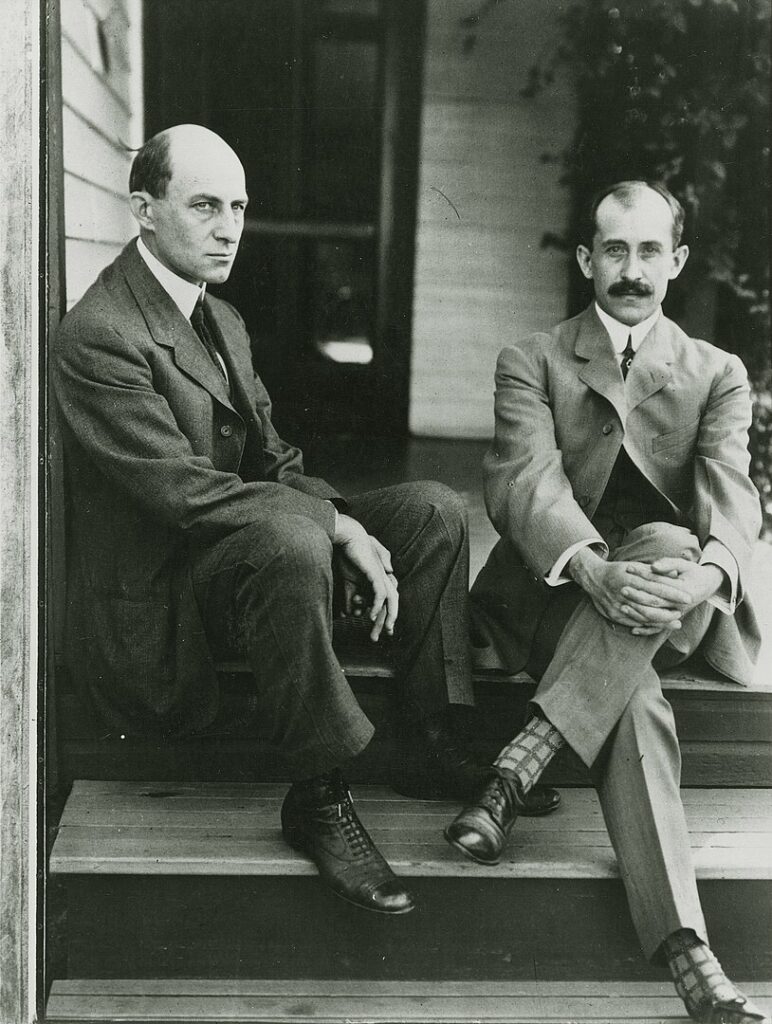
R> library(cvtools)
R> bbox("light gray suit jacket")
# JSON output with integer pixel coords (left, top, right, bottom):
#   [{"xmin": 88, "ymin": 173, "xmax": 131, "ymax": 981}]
[{"xmin": 471, "ymin": 304, "xmax": 762, "ymax": 684}]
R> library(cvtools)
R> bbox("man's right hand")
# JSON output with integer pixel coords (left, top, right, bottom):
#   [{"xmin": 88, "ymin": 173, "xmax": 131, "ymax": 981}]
[
  {"xmin": 333, "ymin": 513, "xmax": 399, "ymax": 641},
  {"xmin": 568, "ymin": 546, "xmax": 686, "ymax": 635}
]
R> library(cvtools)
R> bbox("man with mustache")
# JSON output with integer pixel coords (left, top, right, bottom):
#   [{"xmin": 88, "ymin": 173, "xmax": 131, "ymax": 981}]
[{"xmin": 446, "ymin": 181, "xmax": 765, "ymax": 1023}]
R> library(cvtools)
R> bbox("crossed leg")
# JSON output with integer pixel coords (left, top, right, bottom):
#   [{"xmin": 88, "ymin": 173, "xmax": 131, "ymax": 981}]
[
  {"xmin": 531, "ymin": 521, "xmax": 711, "ymax": 767},
  {"xmin": 447, "ymin": 522, "xmax": 766, "ymax": 1022}
]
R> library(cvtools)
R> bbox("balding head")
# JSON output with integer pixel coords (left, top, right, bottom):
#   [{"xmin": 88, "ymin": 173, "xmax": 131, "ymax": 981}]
[
  {"xmin": 129, "ymin": 124, "xmax": 248, "ymax": 285},
  {"xmin": 129, "ymin": 124, "xmax": 244, "ymax": 198},
  {"xmin": 581, "ymin": 180, "xmax": 685, "ymax": 250}
]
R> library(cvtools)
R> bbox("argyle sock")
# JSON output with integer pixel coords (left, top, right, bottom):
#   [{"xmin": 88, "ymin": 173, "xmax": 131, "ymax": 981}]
[
  {"xmin": 663, "ymin": 928, "xmax": 766, "ymax": 1022},
  {"xmin": 494, "ymin": 714, "xmax": 565, "ymax": 794}
]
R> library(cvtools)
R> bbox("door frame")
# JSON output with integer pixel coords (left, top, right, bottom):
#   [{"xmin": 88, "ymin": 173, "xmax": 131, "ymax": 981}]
[{"xmin": 0, "ymin": 1, "xmax": 41, "ymax": 1022}]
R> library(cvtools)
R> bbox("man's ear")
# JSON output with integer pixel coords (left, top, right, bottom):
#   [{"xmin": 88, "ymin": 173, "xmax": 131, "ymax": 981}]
[
  {"xmin": 129, "ymin": 191, "xmax": 155, "ymax": 231},
  {"xmin": 576, "ymin": 244, "xmax": 594, "ymax": 280},
  {"xmin": 669, "ymin": 244, "xmax": 689, "ymax": 280}
]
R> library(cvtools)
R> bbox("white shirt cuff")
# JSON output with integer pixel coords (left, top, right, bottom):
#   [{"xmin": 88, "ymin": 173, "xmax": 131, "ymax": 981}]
[
  {"xmin": 701, "ymin": 539, "xmax": 739, "ymax": 615},
  {"xmin": 546, "ymin": 538, "xmax": 609, "ymax": 587}
]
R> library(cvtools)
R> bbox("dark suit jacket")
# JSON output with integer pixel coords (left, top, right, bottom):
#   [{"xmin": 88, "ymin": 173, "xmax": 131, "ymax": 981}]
[
  {"xmin": 471, "ymin": 305, "xmax": 762, "ymax": 685},
  {"xmin": 53, "ymin": 240, "xmax": 341, "ymax": 735}
]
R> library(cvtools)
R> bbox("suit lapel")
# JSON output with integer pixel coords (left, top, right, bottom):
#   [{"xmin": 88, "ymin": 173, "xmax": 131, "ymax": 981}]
[
  {"xmin": 625, "ymin": 316, "xmax": 674, "ymax": 413},
  {"xmin": 575, "ymin": 306, "xmax": 675, "ymax": 421},
  {"xmin": 575, "ymin": 306, "xmax": 627, "ymax": 425},
  {"xmin": 120, "ymin": 242, "xmax": 237, "ymax": 413},
  {"xmin": 205, "ymin": 299, "xmax": 267, "ymax": 479},
  {"xmin": 204, "ymin": 300, "xmax": 260, "ymax": 421}
]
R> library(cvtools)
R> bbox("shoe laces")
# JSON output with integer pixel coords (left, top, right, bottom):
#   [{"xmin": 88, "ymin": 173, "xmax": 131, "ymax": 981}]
[
  {"xmin": 478, "ymin": 768, "xmax": 519, "ymax": 822},
  {"xmin": 301, "ymin": 773, "xmax": 378, "ymax": 860},
  {"xmin": 338, "ymin": 793, "xmax": 376, "ymax": 859}
]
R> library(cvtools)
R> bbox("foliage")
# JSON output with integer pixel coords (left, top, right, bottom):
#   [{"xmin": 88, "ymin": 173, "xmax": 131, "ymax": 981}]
[{"xmin": 519, "ymin": 0, "xmax": 771, "ymax": 529}]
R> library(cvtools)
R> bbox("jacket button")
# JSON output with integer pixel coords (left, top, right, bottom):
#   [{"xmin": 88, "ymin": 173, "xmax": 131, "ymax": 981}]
[
  {"xmin": 602, "ymin": 423, "xmax": 614, "ymax": 435},
  {"xmin": 578, "ymin": 495, "xmax": 590, "ymax": 507},
  {"xmin": 220, "ymin": 424, "xmax": 233, "ymax": 437}
]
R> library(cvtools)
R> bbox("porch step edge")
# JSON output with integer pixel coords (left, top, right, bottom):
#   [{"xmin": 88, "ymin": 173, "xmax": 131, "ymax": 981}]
[
  {"xmin": 45, "ymin": 978, "xmax": 772, "ymax": 1023},
  {"xmin": 49, "ymin": 782, "xmax": 772, "ymax": 880}
]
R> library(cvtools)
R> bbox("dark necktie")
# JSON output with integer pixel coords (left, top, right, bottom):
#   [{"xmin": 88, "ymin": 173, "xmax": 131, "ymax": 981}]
[
  {"xmin": 621, "ymin": 334, "xmax": 635, "ymax": 379},
  {"xmin": 190, "ymin": 297, "xmax": 226, "ymax": 380}
]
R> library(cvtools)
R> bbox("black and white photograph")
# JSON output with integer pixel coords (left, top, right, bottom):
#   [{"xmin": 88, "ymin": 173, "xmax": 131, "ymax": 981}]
[{"xmin": 0, "ymin": 1, "xmax": 770, "ymax": 1022}]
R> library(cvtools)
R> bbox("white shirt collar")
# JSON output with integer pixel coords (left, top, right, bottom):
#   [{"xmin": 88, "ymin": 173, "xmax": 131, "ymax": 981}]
[
  {"xmin": 594, "ymin": 302, "xmax": 661, "ymax": 354},
  {"xmin": 136, "ymin": 237, "xmax": 205, "ymax": 320}
]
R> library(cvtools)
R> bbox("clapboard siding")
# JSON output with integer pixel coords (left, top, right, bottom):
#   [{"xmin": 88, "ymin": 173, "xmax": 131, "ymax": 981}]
[
  {"xmin": 64, "ymin": 238, "xmax": 127, "ymax": 306},
  {"xmin": 61, "ymin": 0, "xmax": 141, "ymax": 308},
  {"xmin": 410, "ymin": 0, "xmax": 574, "ymax": 438},
  {"xmin": 62, "ymin": 104, "xmax": 133, "ymax": 193},
  {"xmin": 64, "ymin": 172, "xmax": 133, "ymax": 244},
  {"xmin": 61, "ymin": 0, "xmax": 132, "ymax": 101},
  {"xmin": 61, "ymin": 35, "xmax": 131, "ymax": 137}
]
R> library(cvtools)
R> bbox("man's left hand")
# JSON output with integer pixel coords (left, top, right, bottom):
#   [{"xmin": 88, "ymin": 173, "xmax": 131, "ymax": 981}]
[
  {"xmin": 622, "ymin": 557, "xmax": 724, "ymax": 630},
  {"xmin": 332, "ymin": 515, "xmax": 399, "ymax": 641}
]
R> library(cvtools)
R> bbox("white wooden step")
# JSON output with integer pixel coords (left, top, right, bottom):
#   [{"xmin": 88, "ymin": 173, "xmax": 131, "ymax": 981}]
[
  {"xmin": 45, "ymin": 978, "xmax": 772, "ymax": 1023},
  {"xmin": 49, "ymin": 781, "xmax": 772, "ymax": 880}
]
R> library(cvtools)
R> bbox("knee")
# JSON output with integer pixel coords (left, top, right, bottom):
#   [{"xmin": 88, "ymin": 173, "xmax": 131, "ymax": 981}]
[
  {"xmin": 246, "ymin": 515, "xmax": 333, "ymax": 578},
  {"xmin": 275, "ymin": 518, "xmax": 332, "ymax": 573},
  {"xmin": 411, "ymin": 481, "xmax": 468, "ymax": 538},
  {"xmin": 617, "ymin": 521, "xmax": 701, "ymax": 563}
]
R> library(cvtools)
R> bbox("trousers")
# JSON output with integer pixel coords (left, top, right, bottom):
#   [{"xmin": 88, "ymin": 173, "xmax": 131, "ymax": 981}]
[
  {"xmin": 527, "ymin": 521, "xmax": 714, "ymax": 959},
  {"xmin": 191, "ymin": 481, "xmax": 473, "ymax": 778}
]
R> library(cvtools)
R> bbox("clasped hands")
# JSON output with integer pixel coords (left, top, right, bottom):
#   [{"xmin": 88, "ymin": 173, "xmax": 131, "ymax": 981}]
[
  {"xmin": 569, "ymin": 546, "xmax": 724, "ymax": 636},
  {"xmin": 333, "ymin": 513, "xmax": 398, "ymax": 642}
]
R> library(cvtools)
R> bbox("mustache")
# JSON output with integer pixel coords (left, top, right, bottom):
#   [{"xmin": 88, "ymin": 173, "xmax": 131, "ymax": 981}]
[{"xmin": 608, "ymin": 280, "xmax": 654, "ymax": 297}]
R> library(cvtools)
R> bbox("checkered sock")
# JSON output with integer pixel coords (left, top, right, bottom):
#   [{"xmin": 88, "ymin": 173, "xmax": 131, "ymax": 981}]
[
  {"xmin": 663, "ymin": 928, "xmax": 762, "ymax": 1021},
  {"xmin": 494, "ymin": 714, "xmax": 565, "ymax": 794}
]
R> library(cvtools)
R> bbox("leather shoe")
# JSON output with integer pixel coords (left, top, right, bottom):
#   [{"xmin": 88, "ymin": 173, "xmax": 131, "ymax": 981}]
[
  {"xmin": 390, "ymin": 716, "xmax": 560, "ymax": 816},
  {"xmin": 686, "ymin": 992, "xmax": 769, "ymax": 1023},
  {"xmin": 444, "ymin": 765, "xmax": 526, "ymax": 865},
  {"xmin": 281, "ymin": 772, "xmax": 415, "ymax": 915},
  {"xmin": 389, "ymin": 721, "xmax": 488, "ymax": 803},
  {"xmin": 518, "ymin": 783, "xmax": 561, "ymax": 817}
]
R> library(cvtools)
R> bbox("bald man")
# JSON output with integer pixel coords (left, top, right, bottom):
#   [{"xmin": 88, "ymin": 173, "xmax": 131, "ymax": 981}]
[
  {"xmin": 445, "ymin": 182, "xmax": 765, "ymax": 1023},
  {"xmin": 54, "ymin": 124, "xmax": 485, "ymax": 916}
]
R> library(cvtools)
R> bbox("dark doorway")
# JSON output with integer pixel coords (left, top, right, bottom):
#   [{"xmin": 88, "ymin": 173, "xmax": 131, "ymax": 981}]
[{"xmin": 143, "ymin": 0, "xmax": 426, "ymax": 444}]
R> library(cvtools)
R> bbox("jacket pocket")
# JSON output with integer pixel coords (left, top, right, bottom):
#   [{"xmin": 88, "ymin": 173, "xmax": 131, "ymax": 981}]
[{"xmin": 651, "ymin": 415, "xmax": 700, "ymax": 454}]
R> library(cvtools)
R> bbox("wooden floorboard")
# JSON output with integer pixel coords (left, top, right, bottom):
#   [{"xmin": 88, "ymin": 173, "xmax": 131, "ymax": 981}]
[
  {"xmin": 45, "ymin": 978, "xmax": 772, "ymax": 1023},
  {"xmin": 49, "ymin": 782, "xmax": 772, "ymax": 880}
]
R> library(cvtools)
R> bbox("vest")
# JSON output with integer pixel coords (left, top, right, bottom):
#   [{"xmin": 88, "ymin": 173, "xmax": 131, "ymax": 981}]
[{"xmin": 593, "ymin": 447, "xmax": 678, "ymax": 547}]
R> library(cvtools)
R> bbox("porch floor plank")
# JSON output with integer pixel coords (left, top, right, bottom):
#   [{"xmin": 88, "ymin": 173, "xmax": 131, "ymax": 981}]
[
  {"xmin": 45, "ymin": 978, "xmax": 772, "ymax": 1023},
  {"xmin": 49, "ymin": 782, "xmax": 772, "ymax": 880}
]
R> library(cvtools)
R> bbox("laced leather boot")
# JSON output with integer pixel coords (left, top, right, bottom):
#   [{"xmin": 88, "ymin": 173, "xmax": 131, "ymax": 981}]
[
  {"xmin": 444, "ymin": 765, "xmax": 526, "ymax": 865},
  {"xmin": 281, "ymin": 771, "xmax": 415, "ymax": 915}
]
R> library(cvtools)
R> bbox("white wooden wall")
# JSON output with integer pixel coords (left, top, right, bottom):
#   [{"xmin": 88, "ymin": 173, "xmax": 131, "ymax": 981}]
[
  {"xmin": 410, "ymin": 0, "xmax": 575, "ymax": 438},
  {"xmin": 60, "ymin": 0, "xmax": 142, "ymax": 308}
]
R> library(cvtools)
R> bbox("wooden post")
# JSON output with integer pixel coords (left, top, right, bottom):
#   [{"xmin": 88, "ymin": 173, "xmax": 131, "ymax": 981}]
[{"xmin": 0, "ymin": 0, "xmax": 39, "ymax": 1021}]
